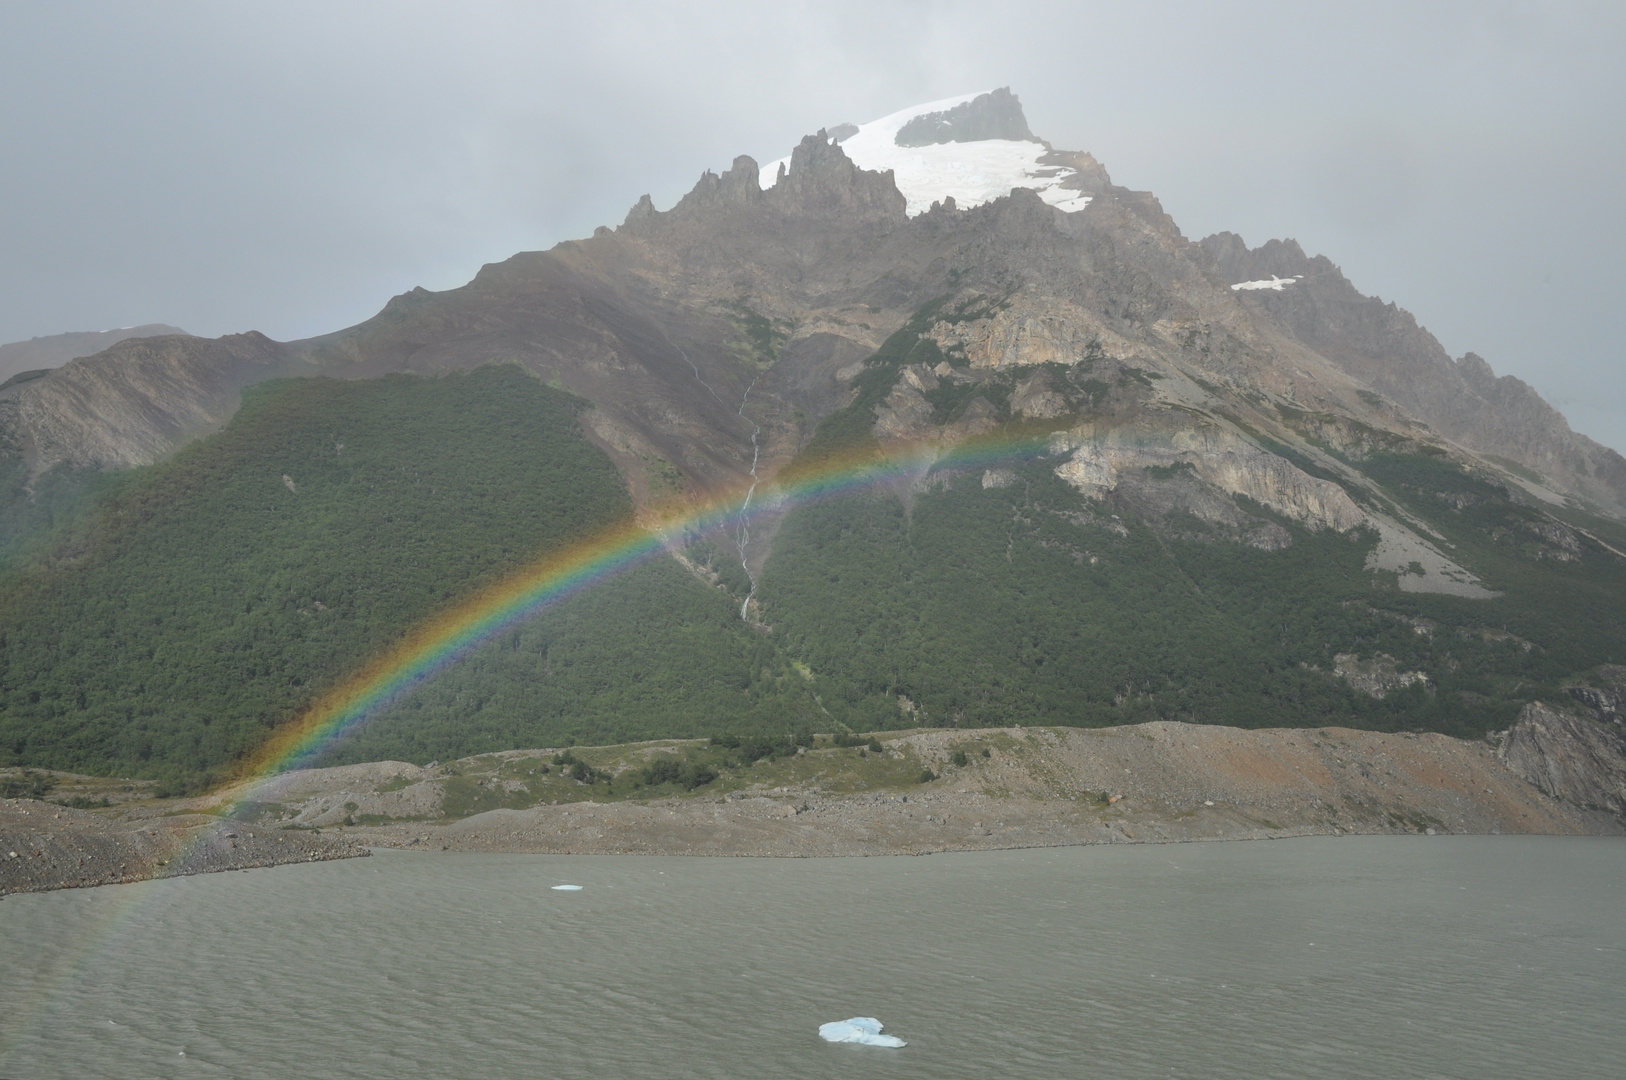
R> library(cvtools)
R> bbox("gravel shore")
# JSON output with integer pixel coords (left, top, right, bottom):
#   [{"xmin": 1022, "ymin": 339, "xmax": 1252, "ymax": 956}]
[
  {"xmin": 344, "ymin": 721, "xmax": 1616, "ymax": 857},
  {"xmin": 5, "ymin": 718, "xmax": 1619, "ymax": 895},
  {"xmin": 0, "ymin": 800, "xmax": 366, "ymax": 896}
]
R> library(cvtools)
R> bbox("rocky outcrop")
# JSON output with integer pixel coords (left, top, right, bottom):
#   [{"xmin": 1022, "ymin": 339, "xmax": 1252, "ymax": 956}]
[
  {"xmin": 1497, "ymin": 702, "xmax": 1626, "ymax": 817},
  {"xmin": 929, "ymin": 294, "xmax": 1135, "ymax": 368},
  {"xmin": 1566, "ymin": 665, "xmax": 1626, "ymax": 724},
  {"xmin": 894, "ymin": 87, "xmax": 1035, "ymax": 146},
  {"xmin": 1333, "ymin": 653, "xmax": 1431, "ymax": 698},
  {"xmin": 1051, "ymin": 420, "xmax": 1367, "ymax": 533}
]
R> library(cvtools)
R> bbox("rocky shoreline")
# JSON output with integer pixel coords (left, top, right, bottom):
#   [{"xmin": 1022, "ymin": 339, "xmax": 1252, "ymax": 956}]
[
  {"xmin": 340, "ymin": 716, "xmax": 1620, "ymax": 858},
  {"xmin": 5, "ymin": 707, "xmax": 1621, "ymax": 896},
  {"xmin": 0, "ymin": 800, "xmax": 366, "ymax": 896}
]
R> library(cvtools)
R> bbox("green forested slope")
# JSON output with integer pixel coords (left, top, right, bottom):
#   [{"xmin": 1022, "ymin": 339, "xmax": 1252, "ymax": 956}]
[
  {"xmin": 0, "ymin": 367, "xmax": 637, "ymax": 783},
  {"xmin": 329, "ymin": 555, "xmax": 819, "ymax": 766},
  {"xmin": 3, "ymin": 353, "xmax": 1623, "ymax": 788},
  {"xmin": 752, "ymin": 357, "xmax": 1626, "ymax": 739}
]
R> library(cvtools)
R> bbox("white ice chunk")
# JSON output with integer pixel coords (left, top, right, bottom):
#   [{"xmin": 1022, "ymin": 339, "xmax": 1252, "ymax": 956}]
[
  {"xmin": 818, "ymin": 1017, "xmax": 906, "ymax": 1047},
  {"xmin": 1230, "ymin": 275, "xmax": 1297, "ymax": 292},
  {"xmin": 550, "ymin": 884, "xmax": 583, "ymax": 891}
]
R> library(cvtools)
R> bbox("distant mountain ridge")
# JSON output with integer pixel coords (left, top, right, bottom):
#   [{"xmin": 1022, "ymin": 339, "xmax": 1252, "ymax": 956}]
[{"xmin": 0, "ymin": 324, "xmax": 188, "ymax": 386}]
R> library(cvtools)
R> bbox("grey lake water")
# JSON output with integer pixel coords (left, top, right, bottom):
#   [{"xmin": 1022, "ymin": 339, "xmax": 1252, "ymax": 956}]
[{"xmin": 2, "ymin": 836, "xmax": 1623, "ymax": 1079}]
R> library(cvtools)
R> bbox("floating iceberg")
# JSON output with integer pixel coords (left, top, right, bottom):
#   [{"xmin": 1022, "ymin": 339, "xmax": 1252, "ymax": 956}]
[
  {"xmin": 818, "ymin": 1017, "xmax": 906, "ymax": 1047},
  {"xmin": 550, "ymin": 884, "xmax": 583, "ymax": 891}
]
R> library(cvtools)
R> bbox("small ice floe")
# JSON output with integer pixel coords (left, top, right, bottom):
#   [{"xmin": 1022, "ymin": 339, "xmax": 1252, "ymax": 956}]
[
  {"xmin": 819, "ymin": 1017, "xmax": 906, "ymax": 1047},
  {"xmin": 550, "ymin": 884, "xmax": 583, "ymax": 891}
]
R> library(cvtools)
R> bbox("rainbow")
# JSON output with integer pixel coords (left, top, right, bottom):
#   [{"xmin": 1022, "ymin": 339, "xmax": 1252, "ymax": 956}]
[
  {"xmin": 0, "ymin": 431, "xmax": 1059, "ymax": 1056},
  {"xmin": 226, "ymin": 429, "xmax": 1053, "ymax": 800}
]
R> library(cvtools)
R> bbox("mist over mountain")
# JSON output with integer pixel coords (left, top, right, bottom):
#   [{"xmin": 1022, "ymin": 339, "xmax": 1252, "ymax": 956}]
[{"xmin": 2, "ymin": 90, "xmax": 1623, "ymax": 787}]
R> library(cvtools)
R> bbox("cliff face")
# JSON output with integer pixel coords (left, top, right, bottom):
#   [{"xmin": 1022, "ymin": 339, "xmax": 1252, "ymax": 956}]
[{"xmin": 1497, "ymin": 701, "xmax": 1626, "ymax": 818}]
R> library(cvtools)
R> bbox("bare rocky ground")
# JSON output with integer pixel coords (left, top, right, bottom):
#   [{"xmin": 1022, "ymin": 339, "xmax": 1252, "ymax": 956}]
[
  {"xmin": 338, "ymin": 721, "xmax": 1619, "ymax": 857},
  {"xmin": 5, "ymin": 710, "xmax": 1619, "ymax": 896},
  {"xmin": 0, "ymin": 799, "xmax": 365, "ymax": 896}
]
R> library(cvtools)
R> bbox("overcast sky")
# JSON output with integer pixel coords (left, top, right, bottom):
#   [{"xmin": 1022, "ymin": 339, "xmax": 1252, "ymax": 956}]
[{"xmin": 3, "ymin": 1, "xmax": 1622, "ymax": 450}]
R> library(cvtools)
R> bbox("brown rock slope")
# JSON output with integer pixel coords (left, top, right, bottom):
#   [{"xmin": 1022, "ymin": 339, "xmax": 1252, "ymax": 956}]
[
  {"xmin": 1198, "ymin": 232, "xmax": 1626, "ymax": 512},
  {"xmin": 286, "ymin": 720, "xmax": 1623, "ymax": 858},
  {"xmin": 0, "ymin": 798, "xmax": 365, "ymax": 896},
  {"xmin": 0, "ymin": 330, "xmax": 301, "ymax": 476}
]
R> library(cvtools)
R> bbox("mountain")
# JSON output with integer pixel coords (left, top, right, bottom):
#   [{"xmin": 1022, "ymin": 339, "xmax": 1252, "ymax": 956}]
[
  {"xmin": 2, "ymin": 89, "xmax": 1624, "ymax": 787},
  {"xmin": 0, "ymin": 324, "xmax": 189, "ymax": 386}
]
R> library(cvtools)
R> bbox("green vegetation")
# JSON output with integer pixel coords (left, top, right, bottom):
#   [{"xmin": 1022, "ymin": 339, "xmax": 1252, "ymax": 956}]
[
  {"xmin": 723, "ymin": 302, "xmax": 792, "ymax": 368},
  {"xmin": 0, "ymin": 367, "xmax": 632, "ymax": 783},
  {"xmin": 412, "ymin": 734, "xmax": 934, "ymax": 817},
  {"xmin": 0, "ymin": 364, "xmax": 841, "ymax": 784},
  {"xmin": 330, "ymin": 555, "xmax": 826, "ymax": 766},
  {"xmin": 754, "ymin": 348, "xmax": 1626, "ymax": 738},
  {"xmin": 1, "ymin": 769, "xmax": 55, "ymax": 799},
  {"xmin": 2, "ymin": 310, "xmax": 1623, "ymax": 790},
  {"xmin": 754, "ymin": 452, "xmax": 1613, "ymax": 737}
]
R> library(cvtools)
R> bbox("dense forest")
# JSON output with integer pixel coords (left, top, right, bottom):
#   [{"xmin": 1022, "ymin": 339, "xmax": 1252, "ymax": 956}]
[
  {"xmin": 0, "ymin": 368, "xmax": 646, "ymax": 785},
  {"xmin": 756, "ymin": 456, "xmax": 1624, "ymax": 738}
]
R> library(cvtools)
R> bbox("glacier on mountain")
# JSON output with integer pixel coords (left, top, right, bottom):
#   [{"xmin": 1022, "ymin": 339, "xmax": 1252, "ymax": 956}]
[
  {"xmin": 1231, "ymin": 275, "xmax": 1300, "ymax": 291},
  {"xmin": 759, "ymin": 92, "xmax": 1091, "ymax": 216}
]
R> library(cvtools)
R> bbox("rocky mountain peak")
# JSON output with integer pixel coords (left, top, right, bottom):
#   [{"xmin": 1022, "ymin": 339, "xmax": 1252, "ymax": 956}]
[
  {"xmin": 768, "ymin": 132, "xmax": 908, "ymax": 219},
  {"xmin": 894, "ymin": 86, "xmax": 1035, "ymax": 146},
  {"xmin": 758, "ymin": 92, "xmax": 1095, "ymax": 216}
]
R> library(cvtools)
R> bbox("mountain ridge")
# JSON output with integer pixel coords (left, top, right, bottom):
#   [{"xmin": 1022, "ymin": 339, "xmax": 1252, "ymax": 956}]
[
  {"xmin": 0, "ymin": 324, "xmax": 189, "ymax": 386},
  {"xmin": 3, "ymin": 90, "xmax": 1624, "ymax": 787},
  {"xmin": 3, "ymin": 94, "xmax": 1615, "ymax": 520}
]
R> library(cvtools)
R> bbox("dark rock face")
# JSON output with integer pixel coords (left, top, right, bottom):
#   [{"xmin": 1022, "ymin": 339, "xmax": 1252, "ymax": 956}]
[
  {"xmin": 894, "ymin": 87, "xmax": 1035, "ymax": 146},
  {"xmin": 1567, "ymin": 665, "xmax": 1626, "ymax": 724},
  {"xmin": 1498, "ymin": 702, "xmax": 1626, "ymax": 817}
]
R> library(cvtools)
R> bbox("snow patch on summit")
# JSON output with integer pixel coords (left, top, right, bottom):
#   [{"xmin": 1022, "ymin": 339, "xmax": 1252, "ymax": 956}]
[{"xmin": 760, "ymin": 93, "xmax": 1092, "ymax": 217}]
